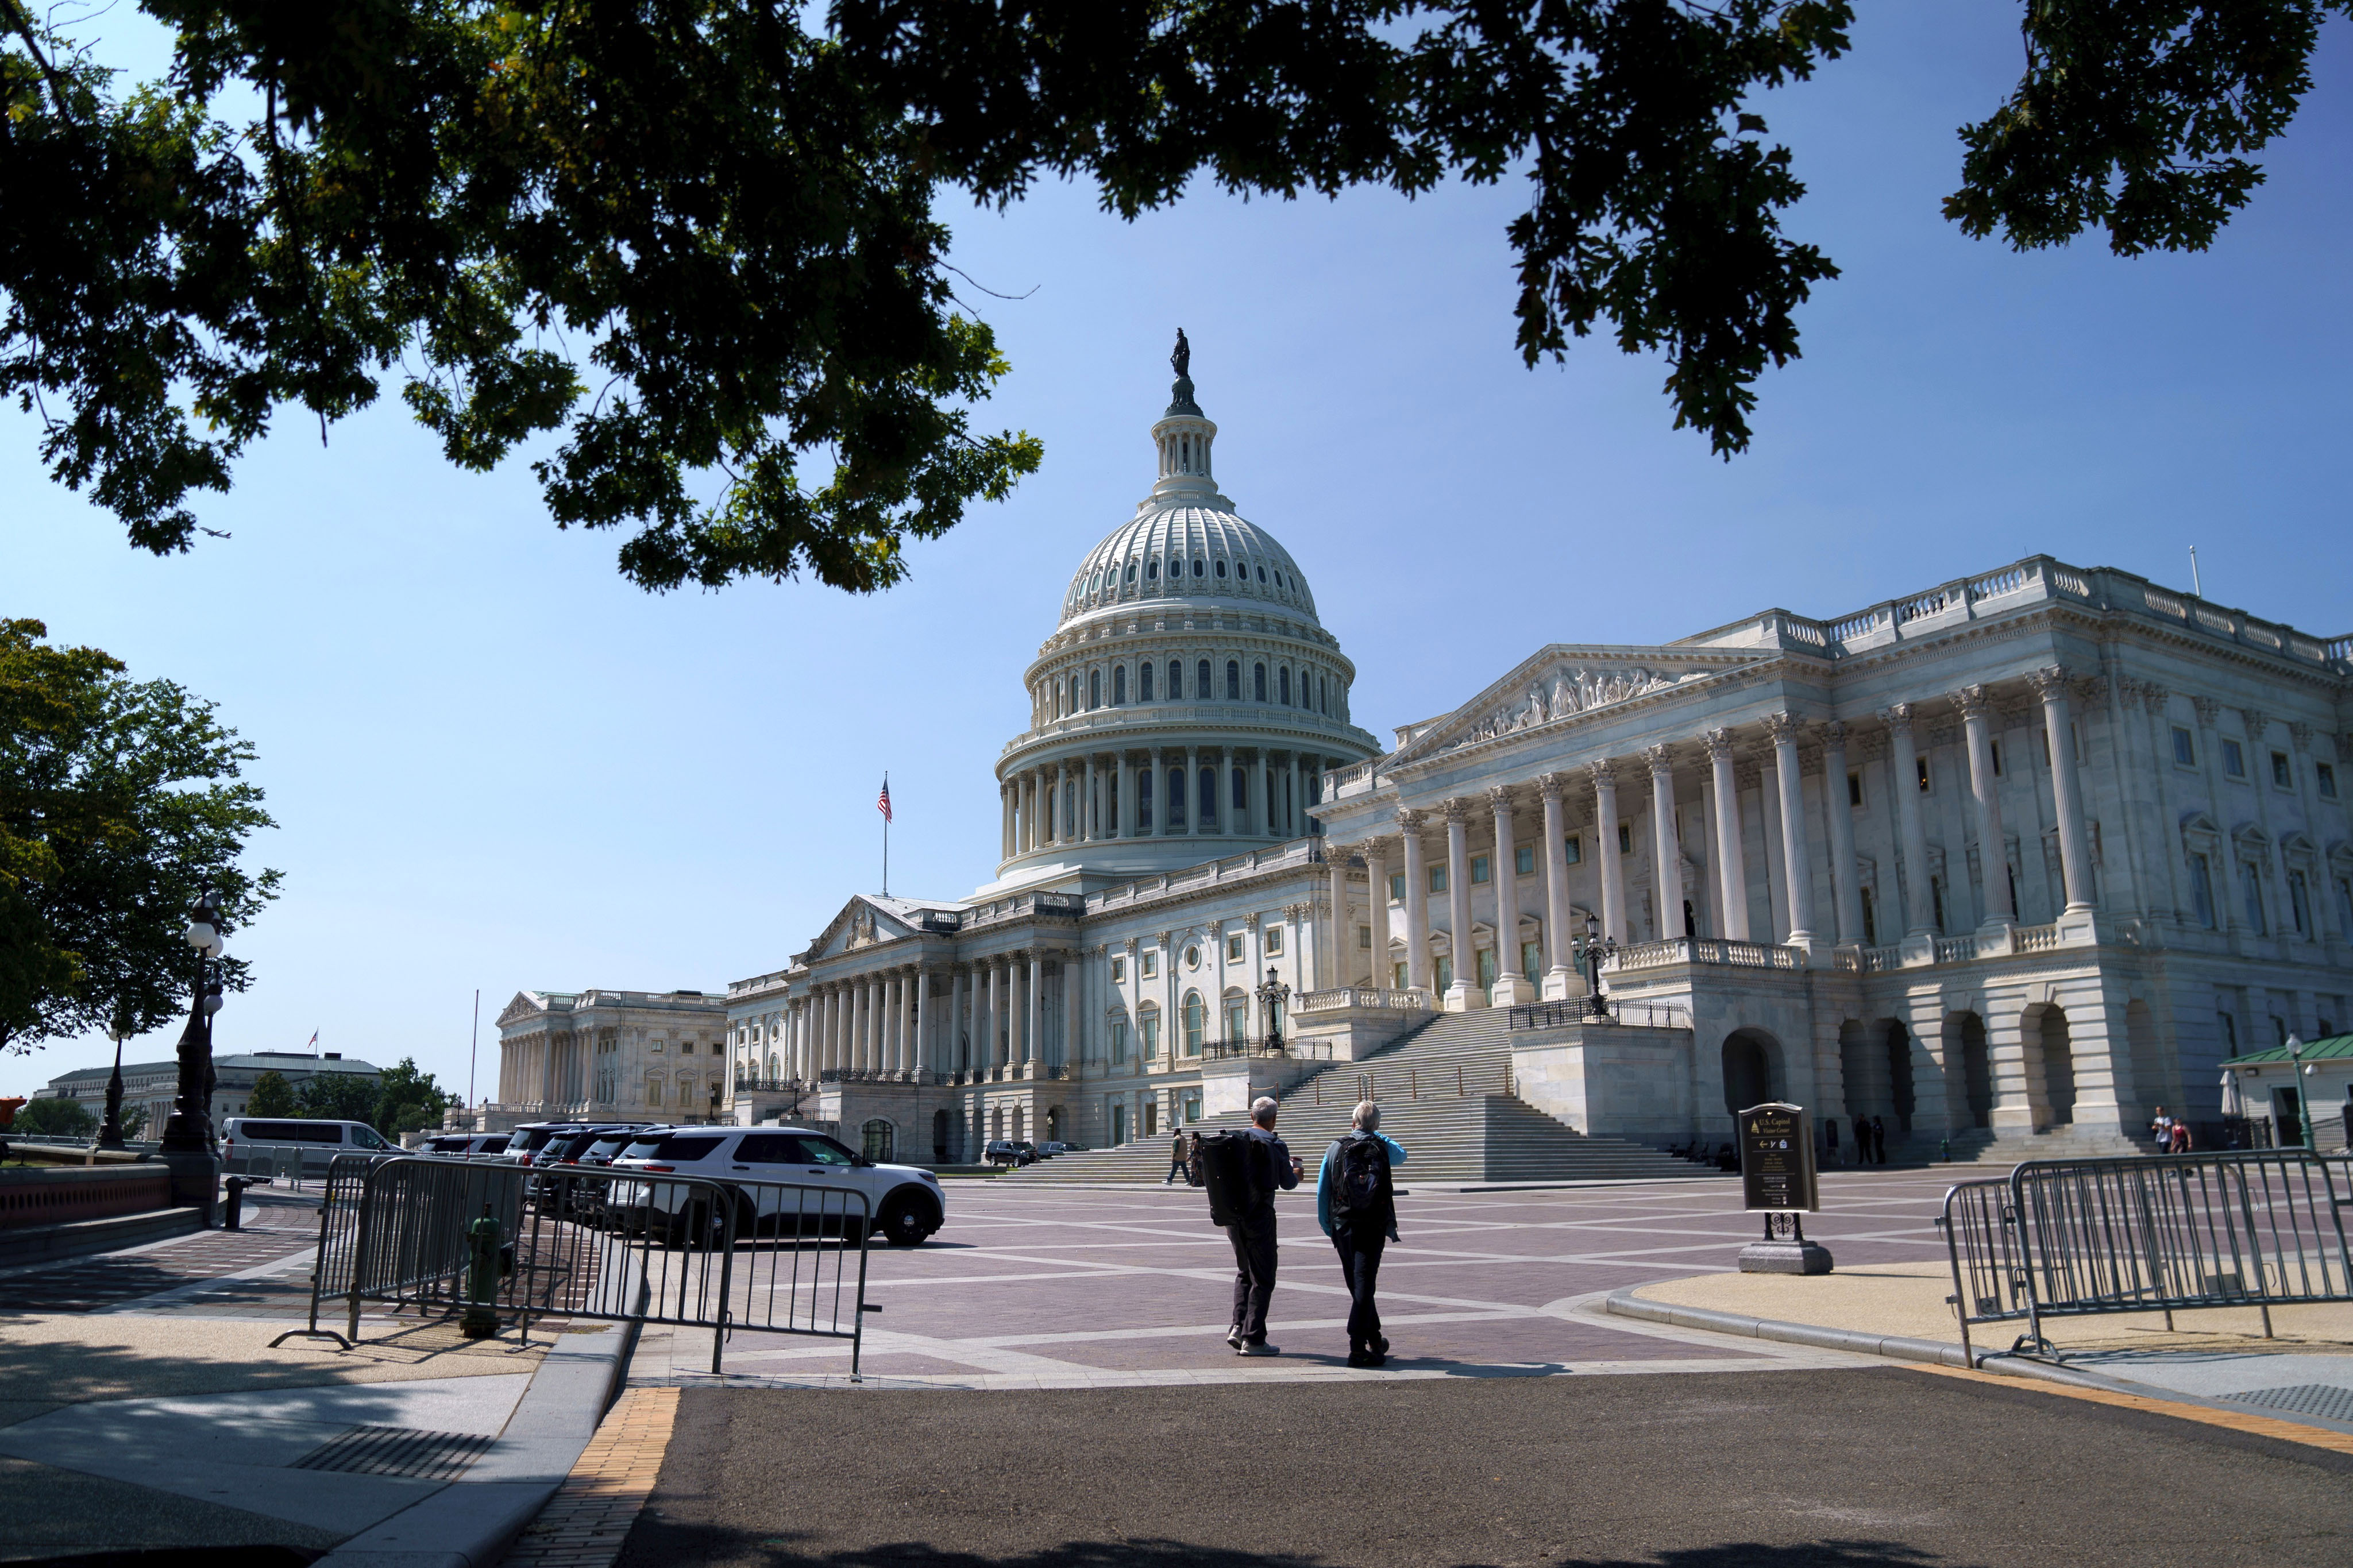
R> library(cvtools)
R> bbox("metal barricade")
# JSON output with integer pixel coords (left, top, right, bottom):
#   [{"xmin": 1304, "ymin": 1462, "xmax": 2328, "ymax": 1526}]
[
  {"xmin": 277, "ymin": 1155, "xmax": 877, "ymax": 1376},
  {"xmin": 1939, "ymin": 1150, "xmax": 2353, "ymax": 1361}
]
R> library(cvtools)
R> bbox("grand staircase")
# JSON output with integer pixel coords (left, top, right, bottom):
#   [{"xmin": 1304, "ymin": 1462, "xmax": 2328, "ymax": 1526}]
[{"xmin": 1004, "ymin": 1008, "xmax": 1723, "ymax": 1186}]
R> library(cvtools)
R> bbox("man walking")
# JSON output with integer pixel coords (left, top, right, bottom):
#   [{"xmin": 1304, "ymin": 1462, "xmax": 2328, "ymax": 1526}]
[
  {"xmin": 1870, "ymin": 1114, "xmax": 1888, "ymax": 1165},
  {"xmin": 1165, "ymin": 1126, "xmax": 1191, "ymax": 1185},
  {"xmin": 1318, "ymin": 1100, "xmax": 1406, "ymax": 1368},
  {"xmin": 1225, "ymin": 1095, "xmax": 1301, "ymax": 1356}
]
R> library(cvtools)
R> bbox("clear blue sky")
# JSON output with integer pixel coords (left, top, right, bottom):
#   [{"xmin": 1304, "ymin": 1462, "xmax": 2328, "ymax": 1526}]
[{"xmin": 6, "ymin": 6, "xmax": 2348, "ymax": 1101}]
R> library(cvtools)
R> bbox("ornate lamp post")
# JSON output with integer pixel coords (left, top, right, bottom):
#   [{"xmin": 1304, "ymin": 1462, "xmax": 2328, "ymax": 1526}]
[
  {"xmin": 157, "ymin": 880, "xmax": 226, "ymax": 1221},
  {"xmin": 97, "ymin": 1014, "xmax": 132, "ymax": 1152},
  {"xmin": 1577, "ymin": 912, "xmax": 1618, "ymax": 1022},
  {"xmin": 1255, "ymin": 966, "xmax": 1292, "ymax": 1054},
  {"xmin": 2285, "ymin": 1034, "xmax": 2315, "ymax": 1150}
]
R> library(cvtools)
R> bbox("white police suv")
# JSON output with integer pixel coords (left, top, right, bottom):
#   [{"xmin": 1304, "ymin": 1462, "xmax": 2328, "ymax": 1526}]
[{"xmin": 608, "ymin": 1126, "xmax": 944, "ymax": 1247}]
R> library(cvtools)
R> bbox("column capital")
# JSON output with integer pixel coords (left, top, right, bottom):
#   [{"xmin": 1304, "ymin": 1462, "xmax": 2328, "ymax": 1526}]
[
  {"xmin": 1588, "ymin": 758, "xmax": 1618, "ymax": 790},
  {"xmin": 2191, "ymin": 694, "xmax": 2223, "ymax": 728},
  {"xmin": 2138, "ymin": 682, "xmax": 2170, "ymax": 715},
  {"xmin": 1395, "ymin": 807, "xmax": 1426, "ymax": 834},
  {"xmin": 1643, "ymin": 743, "xmax": 1676, "ymax": 779},
  {"xmin": 1760, "ymin": 711, "xmax": 1806, "ymax": 746},
  {"xmin": 1537, "ymin": 770, "xmax": 1571, "ymax": 802},
  {"xmin": 2026, "ymin": 665, "xmax": 2073, "ymax": 702},
  {"xmin": 2289, "ymin": 721, "xmax": 2315, "ymax": 753},
  {"xmin": 1950, "ymin": 685, "xmax": 1993, "ymax": 722},
  {"xmin": 1819, "ymin": 719, "xmax": 1849, "ymax": 749},
  {"xmin": 2243, "ymin": 708, "xmax": 2272, "ymax": 742},
  {"xmin": 1705, "ymin": 727, "xmax": 1739, "ymax": 762},
  {"xmin": 1880, "ymin": 702, "xmax": 1915, "ymax": 737},
  {"xmin": 1487, "ymin": 783, "xmax": 1517, "ymax": 814},
  {"xmin": 1440, "ymin": 798, "xmax": 1472, "ymax": 827}
]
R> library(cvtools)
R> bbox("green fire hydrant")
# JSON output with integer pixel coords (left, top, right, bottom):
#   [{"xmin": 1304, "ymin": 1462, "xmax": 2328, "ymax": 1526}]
[{"xmin": 461, "ymin": 1203, "xmax": 507, "ymax": 1340}]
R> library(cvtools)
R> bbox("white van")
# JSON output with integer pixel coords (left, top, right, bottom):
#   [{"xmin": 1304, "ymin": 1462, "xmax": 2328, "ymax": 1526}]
[{"xmin": 222, "ymin": 1117, "xmax": 397, "ymax": 1177}]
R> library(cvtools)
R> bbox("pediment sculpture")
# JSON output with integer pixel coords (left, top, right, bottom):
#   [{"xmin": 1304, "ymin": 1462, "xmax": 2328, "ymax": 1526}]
[{"xmin": 1444, "ymin": 663, "xmax": 1674, "ymax": 751}]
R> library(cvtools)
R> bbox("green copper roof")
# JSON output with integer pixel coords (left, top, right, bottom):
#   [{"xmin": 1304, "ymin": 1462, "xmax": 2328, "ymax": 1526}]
[{"xmin": 2222, "ymin": 1033, "xmax": 2353, "ymax": 1068}]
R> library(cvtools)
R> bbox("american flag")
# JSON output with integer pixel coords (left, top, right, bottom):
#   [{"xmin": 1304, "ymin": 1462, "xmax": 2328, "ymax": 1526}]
[{"xmin": 877, "ymin": 778, "xmax": 893, "ymax": 822}]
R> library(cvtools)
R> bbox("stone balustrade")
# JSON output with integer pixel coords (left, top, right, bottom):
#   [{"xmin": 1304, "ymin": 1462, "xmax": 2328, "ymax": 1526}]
[{"xmin": 1295, "ymin": 986, "xmax": 1430, "ymax": 1014}]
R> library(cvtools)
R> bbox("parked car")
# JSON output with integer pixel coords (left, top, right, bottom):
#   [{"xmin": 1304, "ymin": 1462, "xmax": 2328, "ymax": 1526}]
[
  {"xmin": 495, "ymin": 1120, "xmax": 605, "ymax": 1164},
  {"xmin": 222, "ymin": 1118, "xmax": 396, "ymax": 1178},
  {"xmin": 525, "ymin": 1123, "xmax": 658, "ymax": 1214},
  {"xmin": 1036, "ymin": 1141, "xmax": 1082, "ymax": 1158},
  {"xmin": 417, "ymin": 1133, "xmax": 504, "ymax": 1157},
  {"xmin": 607, "ymin": 1126, "xmax": 944, "ymax": 1247},
  {"xmin": 984, "ymin": 1140, "xmax": 1037, "ymax": 1168}
]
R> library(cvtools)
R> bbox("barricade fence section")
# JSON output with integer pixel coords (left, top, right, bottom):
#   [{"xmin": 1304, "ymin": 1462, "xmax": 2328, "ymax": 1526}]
[
  {"xmin": 277, "ymin": 1155, "xmax": 875, "ymax": 1376},
  {"xmin": 1939, "ymin": 1150, "xmax": 2353, "ymax": 1361}
]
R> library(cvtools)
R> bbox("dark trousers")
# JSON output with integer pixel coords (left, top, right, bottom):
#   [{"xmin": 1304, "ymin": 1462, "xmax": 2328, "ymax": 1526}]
[
  {"xmin": 1226, "ymin": 1218, "xmax": 1278, "ymax": 1341},
  {"xmin": 1166, "ymin": 1157, "xmax": 1189, "ymax": 1184},
  {"xmin": 1332, "ymin": 1227, "xmax": 1385, "ymax": 1347}
]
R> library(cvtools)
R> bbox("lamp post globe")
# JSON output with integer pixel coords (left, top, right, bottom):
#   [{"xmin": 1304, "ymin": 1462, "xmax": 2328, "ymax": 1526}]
[
  {"xmin": 1579, "ymin": 912, "xmax": 1617, "ymax": 1021},
  {"xmin": 157, "ymin": 878, "xmax": 226, "ymax": 1222},
  {"xmin": 1255, "ymin": 966, "xmax": 1291, "ymax": 1053}
]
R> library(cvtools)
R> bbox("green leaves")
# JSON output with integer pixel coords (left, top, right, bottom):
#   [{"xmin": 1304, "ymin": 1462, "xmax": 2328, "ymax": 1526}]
[{"xmin": 1947, "ymin": 1, "xmax": 2349, "ymax": 256}]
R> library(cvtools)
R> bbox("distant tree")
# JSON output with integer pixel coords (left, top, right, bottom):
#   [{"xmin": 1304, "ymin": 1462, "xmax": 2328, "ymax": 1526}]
[
  {"xmin": 14, "ymin": 1095, "xmax": 97, "ymax": 1137},
  {"xmin": 372, "ymin": 1057, "xmax": 453, "ymax": 1137},
  {"xmin": 119, "ymin": 1103, "xmax": 149, "ymax": 1140},
  {"xmin": 296, "ymin": 1071, "xmax": 382, "ymax": 1125},
  {"xmin": 5, "ymin": 3, "xmax": 2339, "ymax": 586},
  {"xmin": 244, "ymin": 1070, "xmax": 296, "ymax": 1118},
  {"xmin": 0, "ymin": 620, "xmax": 280, "ymax": 1056}
]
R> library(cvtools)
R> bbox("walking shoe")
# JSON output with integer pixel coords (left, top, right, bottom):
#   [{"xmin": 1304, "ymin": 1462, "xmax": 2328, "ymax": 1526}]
[
  {"xmin": 1371, "ymin": 1335, "xmax": 1390, "ymax": 1358},
  {"xmin": 1363, "ymin": 1349, "xmax": 1387, "ymax": 1368},
  {"xmin": 1346, "ymin": 1347, "xmax": 1376, "ymax": 1368},
  {"xmin": 1226, "ymin": 1330, "xmax": 1243, "ymax": 1351},
  {"xmin": 1236, "ymin": 1340, "xmax": 1280, "ymax": 1357}
]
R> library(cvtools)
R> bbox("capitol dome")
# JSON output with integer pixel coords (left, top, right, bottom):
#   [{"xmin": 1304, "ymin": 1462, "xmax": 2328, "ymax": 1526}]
[{"xmin": 983, "ymin": 335, "xmax": 1381, "ymax": 889}]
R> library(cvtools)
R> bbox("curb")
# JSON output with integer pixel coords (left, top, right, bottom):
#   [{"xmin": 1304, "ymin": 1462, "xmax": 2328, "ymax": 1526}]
[
  {"xmin": 0, "ymin": 1205, "xmax": 203, "ymax": 1268},
  {"xmin": 1602, "ymin": 1288, "xmax": 1982, "ymax": 1369},
  {"xmin": 312, "ymin": 1318, "xmax": 635, "ymax": 1568}
]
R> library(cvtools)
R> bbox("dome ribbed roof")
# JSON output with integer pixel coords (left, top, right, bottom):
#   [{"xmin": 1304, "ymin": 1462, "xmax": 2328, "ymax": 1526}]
[{"xmin": 1059, "ymin": 504, "xmax": 1318, "ymax": 629}]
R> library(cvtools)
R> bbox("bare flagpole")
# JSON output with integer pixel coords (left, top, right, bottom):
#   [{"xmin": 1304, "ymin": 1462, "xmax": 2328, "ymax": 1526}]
[
  {"xmin": 882, "ymin": 771, "xmax": 890, "ymax": 897},
  {"xmin": 468, "ymin": 988, "xmax": 480, "ymax": 1120}
]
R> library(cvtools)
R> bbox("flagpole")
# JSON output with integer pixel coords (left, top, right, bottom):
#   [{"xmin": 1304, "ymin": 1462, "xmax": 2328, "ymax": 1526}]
[
  {"xmin": 468, "ymin": 987, "xmax": 480, "ymax": 1119},
  {"xmin": 882, "ymin": 771, "xmax": 890, "ymax": 897}
]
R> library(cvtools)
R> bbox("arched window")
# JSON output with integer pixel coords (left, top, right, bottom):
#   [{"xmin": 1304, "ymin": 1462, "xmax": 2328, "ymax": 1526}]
[
  {"xmin": 1140, "ymin": 662, "xmax": 1155, "ymax": 701},
  {"xmin": 1168, "ymin": 660, "xmax": 1182, "ymax": 698},
  {"xmin": 1226, "ymin": 660, "xmax": 1240, "ymax": 700},
  {"xmin": 1124, "ymin": 562, "xmax": 1137, "ymax": 584},
  {"xmin": 1257, "ymin": 565, "xmax": 1267, "ymax": 582},
  {"xmin": 1232, "ymin": 767, "xmax": 1247, "ymax": 812},
  {"xmin": 1138, "ymin": 767, "xmax": 1154, "ymax": 831},
  {"xmin": 1167, "ymin": 558, "xmax": 1181, "ymax": 580},
  {"xmin": 1193, "ymin": 558, "xmax": 1204, "ymax": 577},
  {"xmin": 1319, "ymin": 674, "xmax": 1328, "ymax": 714},
  {"xmin": 1168, "ymin": 767, "xmax": 1187, "ymax": 829},
  {"xmin": 1089, "ymin": 669, "xmax": 1101, "ymax": 708},
  {"xmin": 1183, "ymin": 991, "xmax": 1206, "ymax": 1056},
  {"xmin": 1146, "ymin": 559, "xmax": 1158, "ymax": 580},
  {"xmin": 1279, "ymin": 667, "xmax": 1291, "ymax": 705},
  {"xmin": 1113, "ymin": 665, "xmax": 1127, "ymax": 704},
  {"xmin": 1054, "ymin": 680, "xmax": 1064, "ymax": 718},
  {"xmin": 1198, "ymin": 767, "xmax": 1218, "ymax": 826},
  {"xmin": 1214, "ymin": 559, "xmax": 1227, "ymax": 577},
  {"xmin": 861, "ymin": 1118, "xmax": 894, "ymax": 1161},
  {"xmin": 1254, "ymin": 663, "xmax": 1267, "ymax": 702}
]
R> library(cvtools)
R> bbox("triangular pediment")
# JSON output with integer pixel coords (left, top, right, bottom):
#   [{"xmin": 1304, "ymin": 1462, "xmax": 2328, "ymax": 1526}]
[
  {"xmin": 1391, "ymin": 644, "xmax": 1758, "ymax": 764},
  {"xmin": 495, "ymin": 990, "xmax": 561, "ymax": 1029},
  {"xmin": 809, "ymin": 895, "xmax": 926, "ymax": 960}
]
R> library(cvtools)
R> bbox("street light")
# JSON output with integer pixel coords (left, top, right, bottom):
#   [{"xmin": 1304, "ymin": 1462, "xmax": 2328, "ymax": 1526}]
[
  {"xmin": 1577, "ymin": 912, "xmax": 1618, "ymax": 1022},
  {"xmin": 157, "ymin": 879, "xmax": 226, "ymax": 1221},
  {"xmin": 2285, "ymin": 1034, "xmax": 2315, "ymax": 1150},
  {"xmin": 97, "ymin": 1014, "xmax": 132, "ymax": 1152},
  {"xmin": 1255, "ymin": 966, "xmax": 1291, "ymax": 1054}
]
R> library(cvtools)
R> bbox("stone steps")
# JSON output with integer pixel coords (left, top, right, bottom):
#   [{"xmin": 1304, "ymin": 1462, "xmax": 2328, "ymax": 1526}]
[{"xmin": 1006, "ymin": 1006, "xmax": 1723, "ymax": 1186}]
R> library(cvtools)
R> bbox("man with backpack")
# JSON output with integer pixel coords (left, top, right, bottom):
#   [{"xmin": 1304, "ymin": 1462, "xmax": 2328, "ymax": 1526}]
[
  {"xmin": 1216, "ymin": 1096, "xmax": 1300, "ymax": 1355},
  {"xmin": 1318, "ymin": 1100, "xmax": 1406, "ymax": 1368}
]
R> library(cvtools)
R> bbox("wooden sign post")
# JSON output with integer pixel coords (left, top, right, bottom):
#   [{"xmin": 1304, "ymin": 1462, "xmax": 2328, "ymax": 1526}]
[{"xmin": 1735, "ymin": 1102, "xmax": 1833, "ymax": 1275}]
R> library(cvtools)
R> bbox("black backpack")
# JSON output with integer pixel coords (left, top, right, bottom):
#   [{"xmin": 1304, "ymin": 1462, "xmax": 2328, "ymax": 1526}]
[
  {"xmin": 1329, "ymin": 1133, "xmax": 1389, "ymax": 1227},
  {"xmin": 1192, "ymin": 1130, "xmax": 1259, "ymax": 1228}
]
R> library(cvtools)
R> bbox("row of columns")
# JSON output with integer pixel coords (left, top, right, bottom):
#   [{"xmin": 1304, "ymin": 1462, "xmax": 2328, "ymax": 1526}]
[
  {"xmin": 1000, "ymin": 747, "xmax": 1328, "ymax": 858},
  {"xmin": 778, "ymin": 955, "xmax": 1081, "ymax": 1082},
  {"xmin": 1346, "ymin": 671, "xmax": 2100, "ymax": 993}
]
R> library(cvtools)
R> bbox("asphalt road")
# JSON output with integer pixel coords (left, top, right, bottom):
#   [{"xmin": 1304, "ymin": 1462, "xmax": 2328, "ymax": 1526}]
[{"xmin": 616, "ymin": 1369, "xmax": 2353, "ymax": 1568}]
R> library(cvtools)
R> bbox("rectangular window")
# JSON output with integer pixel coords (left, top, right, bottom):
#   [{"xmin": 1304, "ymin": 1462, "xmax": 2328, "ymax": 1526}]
[
  {"xmin": 650, "ymin": 1040, "xmax": 664, "ymax": 1052},
  {"xmin": 645, "ymin": 1076, "xmax": 662, "ymax": 1106},
  {"xmin": 1110, "ymin": 956, "xmax": 1126, "ymax": 983},
  {"xmin": 1141, "ymin": 1013, "xmax": 1159, "ymax": 1059},
  {"xmin": 1916, "ymin": 756, "xmax": 1932, "ymax": 793},
  {"xmin": 1470, "ymin": 854, "xmax": 1491, "ymax": 885},
  {"xmin": 2242, "ymin": 863, "xmax": 2266, "ymax": 934},
  {"xmin": 2272, "ymin": 751, "xmax": 2293, "ymax": 789},
  {"xmin": 2289, "ymin": 870, "xmax": 2312, "ymax": 937},
  {"xmin": 1226, "ymin": 933, "xmax": 1244, "ymax": 961},
  {"xmin": 1429, "ymin": 866, "xmax": 1447, "ymax": 894},
  {"xmin": 1476, "ymin": 947, "xmax": 1498, "ymax": 991},
  {"xmin": 1515, "ymin": 845, "xmax": 1536, "ymax": 876},
  {"xmin": 1390, "ymin": 872, "xmax": 1406, "ymax": 901},
  {"xmin": 1266, "ymin": 926, "xmax": 1284, "ymax": 955},
  {"xmin": 1847, "ymin": 770, "xmax": 1864, "ymax": 808},
  {"xmin": 1225, "ymin": 1004, "xmax": 1247, "ymax": 1042},
  {"xmin": 2223, "ymin": 738, "xmax": 2246, "ymax": 778},
  {"xmin": 1392, "ymin": 960, "xmax": 1409, "ymax": 989},
  {"xmin": 1434, "ymin": 955, "xmax": 1453, "ymax": 992},
  {"xmin": 2320, "ymin": 763, "xmax": 2339, "ymax": 798},
  {"xmin": 1617, "ymin": 822, "xmax": 1633, "ymax": 856},
  {"xmin": 1519, "ymin": 940, "xmax": 1542, "ymax": 981},
  {"xmin": 2188, "ymin": 853, "xmax": 2216, "ymax": 929},
  {"xmin": 1359, "ymin": 925, "xmax": 1373, "ymax": 950},
  {"xmin": 2172, "ymin": 726, "xmax": 2197, "ymax": 767},
  {"xmin": 1141, "ymin": 951, "xmax": 1158, "ymax": 979},
  {"xmin": 1563, "ymin": 834, "xmax": 1582, "ymax": 865},
  {"xmin": 1110, "ymin": 1019, "xmax": 1128, "ymax": 1063}
]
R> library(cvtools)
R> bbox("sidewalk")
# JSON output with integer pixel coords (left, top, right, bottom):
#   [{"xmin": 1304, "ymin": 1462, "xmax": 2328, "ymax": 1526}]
[
  {"xmin": 1610, "ymin": 1259, "xmax": 2353, "ymax": 1430},
  {"xmin": 0, "ymin": 1195, "xmax": 624, "ymax": 1566}
]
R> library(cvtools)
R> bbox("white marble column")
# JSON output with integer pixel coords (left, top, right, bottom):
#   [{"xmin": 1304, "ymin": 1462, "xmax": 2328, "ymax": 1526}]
[
  {"xmin": 1055, "ymin": 761, "xmax": 1071, "ymax": 844},
  {"xmin": 1218, "ymin": 747, "xmax": 1235, "ymax": 836},
  {"xmin": 2029, "ymin": 668, "xmax": 2096, "ymax": 915},
  {"xmin": 1183, "ymin": 744, "xmax": 1199, "ymax": 832},
  {"xmin": 1260, "ymin": 751, "xmax": 1276, "ymax": 836},
  {"xmin": 962, "ymin": 967, "xmax": 979, "ymax": 1075},
  {"xmin": 1290, "ymin": 754, "xmax": 1305, "ymax": 839},
  {"xmin": 1489, "ymin": 786, "xmax": 1530, "ymax": 1003},
  {"xmin": 1117, "ymin": 752, "xmax": 1135, "ymax": 838},
  {"xmin": 1762, "ymin": 713, "xmax": 1818, "ymax": 945},
  {"xmin": 1000, "ymin": 783, "xmax": 1013, "ymax": 860},
  {"xmin": 1884, "ymin": 705, "xmax": 1938, "ymax": 936},
  {"xmin": 1025, "ymin": 952, "xmax": 1043, "ymax": 1069},
  {"xmin": 1706, "ymin": 731, "xmax": 1750, "ymax": 941},
  {"xmin": 1646, "ymin": 745, "xmax": 1683, "ymax": 941},
  {"xmin": 1821, "ymin": 721, "xmax": 1864, "ymax": 944},
  {"xmin": 1328, "ymin": 852, "xmax": 1351, "ymax": 990},
  {"xmin": 1062, "ymin": 955, "xmax": 1081, "ymax": 1071},
  {"xmin": 1400, "ymin": 811, "xmax": 1433, "ymax": 992},
  {"xmin": 1592, "ymin": 761, "xmax": 1627, "ymax": 943},
  {"xmin": 1955, "ymin": 685, "xmax": 2016, "ymax": 925},
  {"xmin": 1084, "ymin": 756, "xmax": 1099, "ymax": 841},
  {"xmin": 900, "ymin": 968, "xmax": 919, "ymax": 1076},
  {"xmin": 1444, "ymin": 800, "xmax": 1478, "ymax": 1009},
  {"xmin": 1145, "ymin": 747, "xmax": 1163, "ymax": 834},
  {"xmin": 1367, "ymin": 837, "xmax": 1394, "ymax": 988},
  {"xmin": 1538, "ymin": 774, "xmax": 1576, "ymax": 994}
]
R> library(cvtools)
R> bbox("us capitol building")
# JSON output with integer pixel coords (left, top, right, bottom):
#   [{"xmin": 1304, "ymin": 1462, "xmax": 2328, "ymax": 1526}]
[{"xmin": 489, "ymin": 341, "xmax": 2353, "ymax": 1165}]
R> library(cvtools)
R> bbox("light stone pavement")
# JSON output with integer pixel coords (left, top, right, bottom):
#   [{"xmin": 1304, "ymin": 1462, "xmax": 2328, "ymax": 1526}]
[{"xmin": 627, "ymin": 1166, "xmax": 1968, "ymax": 1390}]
